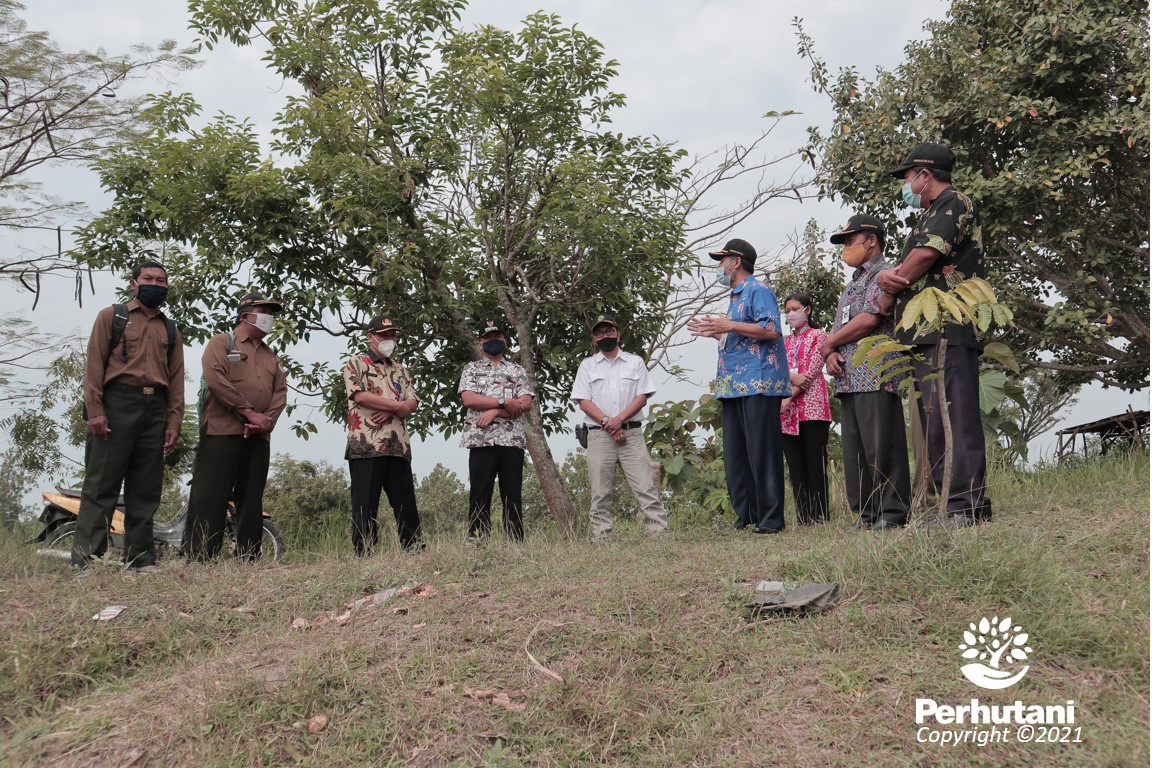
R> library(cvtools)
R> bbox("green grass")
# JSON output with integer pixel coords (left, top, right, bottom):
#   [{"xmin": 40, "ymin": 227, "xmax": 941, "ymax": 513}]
[{"xmin": 0, "ymin": 451, "xmax": 1147, "ymax": 767}]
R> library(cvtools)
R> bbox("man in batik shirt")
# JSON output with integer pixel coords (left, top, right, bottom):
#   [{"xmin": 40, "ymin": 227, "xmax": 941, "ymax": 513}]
[
  {"xmin": 822, "ymin": 214, "xmax": 912, "ymax": 531},
  {"xmin": 688, "ymin": 238, "xmax": 791, "ymax": 534},
  {"xmin": 458, "ymin": 319, "xmax": 534, "ymax": 542},
  {"xmin": 344, "ymin": 316, "xmax": 422, "ymax": 553}
]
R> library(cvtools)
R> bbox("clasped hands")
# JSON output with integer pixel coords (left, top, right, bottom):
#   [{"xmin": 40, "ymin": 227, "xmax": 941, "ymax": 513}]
[{"xmin": 687, "ymin": 314, "xmax": 730, "ymax": 340}]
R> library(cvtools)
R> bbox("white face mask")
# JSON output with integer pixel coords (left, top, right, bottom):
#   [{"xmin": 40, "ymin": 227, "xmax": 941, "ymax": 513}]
[
  {"xmin": 785, "ymin": 310, "xmax": 807, "ymax": 330},
  {"xmin": 247, "ymin": 312, "xmax": 275, "ymax": 334},
  {"xmin": 376, "ymin": 340, "xmax": 397, "ymax": 358}
]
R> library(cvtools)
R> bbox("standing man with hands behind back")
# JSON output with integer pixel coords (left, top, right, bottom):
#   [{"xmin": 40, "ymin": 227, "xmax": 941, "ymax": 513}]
[
  {"xmin": 72, "ymin": 261, "xmax": 184, "ymax": 573},
  {"xmin": 184, "ymin": 292, "xmax": 287, "ymax": 562},
  {"xmin": 571, "ymin": 314, "xmax": 668, "ymax": 540}
]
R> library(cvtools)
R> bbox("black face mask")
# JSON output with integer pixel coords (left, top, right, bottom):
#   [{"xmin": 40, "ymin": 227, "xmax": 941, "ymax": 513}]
[
  {"xmin": 136, "ymin": 284, "xmax": 168, "ymax": 309},
  {"xmin": 595, "ymin": 337, "xmax": 619, "ymax": 353},
  {"xmin": 482, "ymin": 339, "xmax": 506, "ymax": 356}
]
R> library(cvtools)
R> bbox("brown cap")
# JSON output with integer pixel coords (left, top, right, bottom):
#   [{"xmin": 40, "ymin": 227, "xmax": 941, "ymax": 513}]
[{"xmin": 237, "ymin": 292, "xmax": 283, "ymax": 314}]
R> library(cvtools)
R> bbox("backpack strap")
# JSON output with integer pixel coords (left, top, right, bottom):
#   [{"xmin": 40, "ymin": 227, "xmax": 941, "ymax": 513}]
[{"xmin": 109, "ymin": 304, "xmax": 130, "ymax": 363}]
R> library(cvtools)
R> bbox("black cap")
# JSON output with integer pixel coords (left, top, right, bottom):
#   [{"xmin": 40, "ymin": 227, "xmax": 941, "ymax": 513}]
[
  {"xmin": 367, "ymin": 316, "xmax": 401, "ymax": 334},
  {"xmin": 591, "ymin": 313, "xmax": 618, "ymax": 332},
  {"xmin": 829, "ymin": 214, "xmax": 885, "ymax": 245},
  {"xmin": 707, "ymin": 238, "xmax": 757, "ymax": 268},
  {"xmin": 237, "ymin": 292, "xmax": 283, "ymax": 314},
  {"xmin": 477, "ymin": 318, "xmax": 506, "ymax": 338},
  {"xmin": 888, "ymin": 142, "xmax": 955, "ymax": 178}
]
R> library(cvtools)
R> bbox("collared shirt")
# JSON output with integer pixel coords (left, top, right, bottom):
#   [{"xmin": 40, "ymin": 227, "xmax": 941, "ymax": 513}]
[
  {"xmin": 83, "ymin": 299, "xmax": 185, "ymax": 433},
  {"xmin": 571, "ymin": 349, "xmax": 656, "ymax": 426},
  {"xmin": 199, "ymin": 325, "xmax": 287, "ymax": 440},
  {"xmin": 343, "ymin": 351, "xmax": 416, "ymax": 461},
  {"xmin": 780, "ymin": 326, "xmax": 832, "ymax": 435},
  {"xmin": 458, "ymin": 357, "xmax": 534, "ymax": 449},
  {"xmin": 894, "ymin": 186, "xmax": 985, "ymax": 348},
  {"xmin": 831, "ymin": 255, "xmax": 906, "ymax": 396},
  {"xmin": 714, "ymin": 276, "xmax": 790, "ymax": 399}
]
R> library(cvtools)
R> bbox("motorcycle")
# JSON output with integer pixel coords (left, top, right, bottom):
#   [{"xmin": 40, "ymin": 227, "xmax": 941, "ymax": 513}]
[{"xmin": 30, "ymin": 487, "xmax": 287, "ymax": 562}]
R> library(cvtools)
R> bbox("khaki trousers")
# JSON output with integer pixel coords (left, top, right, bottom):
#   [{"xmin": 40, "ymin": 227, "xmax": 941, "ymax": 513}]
[{"xmin": 586, "ymin": 428, "xmax": 667, "ymax": 535}]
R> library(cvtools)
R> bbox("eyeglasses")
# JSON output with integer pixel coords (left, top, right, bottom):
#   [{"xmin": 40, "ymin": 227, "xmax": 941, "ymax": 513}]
[{"xmin": 592, "ymin": 328, "xmax": 618, "ymax": 339}]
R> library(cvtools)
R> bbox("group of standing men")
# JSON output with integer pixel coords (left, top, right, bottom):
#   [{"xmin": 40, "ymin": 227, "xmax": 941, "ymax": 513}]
[
  {"xmin": 68, "ymin": 140, "xmax": 989, "ymax": 571},
  {"xmin": 692, "ymin": 141, "xmax": 992, "ymax": 533}
]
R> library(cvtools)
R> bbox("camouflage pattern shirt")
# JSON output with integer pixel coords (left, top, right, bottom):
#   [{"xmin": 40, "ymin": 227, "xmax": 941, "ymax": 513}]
[
  {"xmin": 343, "ymin": 352, "xmax": 416, "ymax": 461},
  {"xmin": 894, "ymin": 186, "xmax": 985, "ymax": 349}
]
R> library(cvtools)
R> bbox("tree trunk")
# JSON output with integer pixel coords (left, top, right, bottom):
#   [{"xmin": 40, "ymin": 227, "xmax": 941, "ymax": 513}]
[{"xmin": 522, "ymin": 406, "xmax": 577, "ymax": 536}]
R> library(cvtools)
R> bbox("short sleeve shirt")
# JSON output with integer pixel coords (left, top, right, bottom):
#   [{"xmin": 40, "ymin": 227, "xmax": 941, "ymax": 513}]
[
  {"xmin": 714, "ymin": 276, "xmax": 790, "ymax": 399},
  {"xmin": 571, "ymin": 349, "xmax": 656, "ymax": 425},
  {"xmin": 780, "ymin": 327, "xmax": 832, "ymax": 435},
  {"xmin": 343, "ymin": 352, "xmax": 416, "ymax": 461},
  {"xmin": 832, "ymin": 255, "xmax": 906, "ymax": 396},
  {"xmin": 894, "ymin": 186, "xmax": 985, "ymax": 348},
  {"xmin": 458, "ymin": 358, "xmax": 534, "ymax": 449}
]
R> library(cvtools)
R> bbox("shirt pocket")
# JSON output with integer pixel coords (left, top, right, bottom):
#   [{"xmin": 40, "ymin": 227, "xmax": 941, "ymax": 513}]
[{"xmin": 588, "ymin": 372, "xmax": 609, "ymax": 399}]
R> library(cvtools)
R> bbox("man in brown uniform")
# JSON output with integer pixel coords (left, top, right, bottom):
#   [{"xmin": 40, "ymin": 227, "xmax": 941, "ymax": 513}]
[
  {"xmin": 72, "ymin": 261, "xmax": 185, "ymax": 571},
  {"xmin": 184, "ymin": 292, "xmax": 287, "ymax": 561}
]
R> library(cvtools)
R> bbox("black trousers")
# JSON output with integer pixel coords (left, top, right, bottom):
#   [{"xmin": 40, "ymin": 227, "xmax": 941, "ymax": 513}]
[
  {"xmin": 184, "ymin": 434, "xmax": 271, "ymax": 561},
  {"xmin": 781, "ymin": 420, "xmax": 830, "ymax": 524},
  {"xmin": 468, "ymin": 446, "xmax": 525, "ymax": 541},
  {"xmin": 349, "ymin": 456, "xmax": 422, "ymax": 554},
  {"xmin": 911, "ymin": 344, "xmax": 993, "ymax": 520},
  {"xmin": 840, "ymin": 391, "xmax": 911, "ymax": 525},
  {"xmin": 720, "ymin": 395, "xmax": 785, "ymax": 531},
  {"xmin": 72, "ymin": 388, "xmax": 167, "ymax": 567}
]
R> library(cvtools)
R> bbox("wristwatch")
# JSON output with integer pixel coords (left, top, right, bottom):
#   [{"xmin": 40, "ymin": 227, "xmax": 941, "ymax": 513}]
[
  {"xmin": 600, "ymin": 416, "xmax": 609, "ymax": 426},
  {"xmin": 498, "ymin": 396, "xmax": 506, "ymax": 408}
]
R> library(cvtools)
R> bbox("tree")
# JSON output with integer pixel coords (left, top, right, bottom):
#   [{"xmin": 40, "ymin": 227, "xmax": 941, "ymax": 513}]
[
  {"xmin": 994, "ymin": 368, "xmax": 1079, "ymax": 462},
  {"xmin": 261, "ymin": 454, "xmax": 350, "ymax": 549},
  {"xmin": 0, "ymin": 0, "xmax": 196, "ymax": 290},
  {"xmin": 796, "ymin": 0, "xmax": 1149, "ymax": 390},
  {"xmin": 414, "ymin": 463, "xmax": 468, "ymax": 537},
  {"xmin": 73, "ymin": 1, "xmax": 697, "ymax": 534}
]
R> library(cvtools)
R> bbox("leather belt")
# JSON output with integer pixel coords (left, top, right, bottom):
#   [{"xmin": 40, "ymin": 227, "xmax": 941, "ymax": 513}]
[
  {"xmin": 589, "ymin": 421, "xmax": 642, "ymax": 431},
  {"xmin": 110, "ymin": 384, "xmax": 167, "ymax": 396}
]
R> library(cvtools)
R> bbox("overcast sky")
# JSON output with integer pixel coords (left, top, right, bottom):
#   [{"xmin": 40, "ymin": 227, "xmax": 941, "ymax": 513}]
[{"xmin": 6, "ymin": 0, "xmax": 1146, "ymax": 489}]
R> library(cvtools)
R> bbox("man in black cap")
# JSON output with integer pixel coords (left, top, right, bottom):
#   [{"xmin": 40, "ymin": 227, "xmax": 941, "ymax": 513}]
[
  {"xmin": 821, "ymin": 214, "xmax": 912, "ymax": 530},
  {"xmin": 688, "ymin": 239, "xmax": 791, "ymax": 534},
  {"xmin": 184, "ymin": 292, "xmax": 287, "ymax": 561},
  {"xmin": 458, "ymin": 319, "xmax": 535, "ymax": 541},
  {"xmin": 571, "ymin": 313, "xmax": 668, "ymax": 540},
  {"xmin": 72, "ymin": 261, "xmax": 184, "ymax": 573},
  {"xmin": 875, "ymin": 142, "xmax": 992, "ymax": 527},
  {"xmin": 343, "ymin": 316, "xmax": 422, "ymax": 554}
]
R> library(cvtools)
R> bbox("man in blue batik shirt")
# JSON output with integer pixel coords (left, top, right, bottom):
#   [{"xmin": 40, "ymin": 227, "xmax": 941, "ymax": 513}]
[{"xmin": 689, "ymin": 238, "xmax": 791, "ymax": 534}]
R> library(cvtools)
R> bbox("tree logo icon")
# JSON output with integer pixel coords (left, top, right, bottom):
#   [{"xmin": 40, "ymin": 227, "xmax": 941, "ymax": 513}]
[{"xmin": 958, "ymin": 616, "xmax": 1033, "ymax": 690}]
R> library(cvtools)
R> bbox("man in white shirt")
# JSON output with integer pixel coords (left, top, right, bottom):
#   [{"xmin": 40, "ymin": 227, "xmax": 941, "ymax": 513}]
[{"xmin": 571, "ymin": 314, "xmax": 669, "ymax": 539}]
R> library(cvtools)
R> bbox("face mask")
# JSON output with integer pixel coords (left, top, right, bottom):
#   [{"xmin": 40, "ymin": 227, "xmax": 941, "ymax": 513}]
[
  {"xmin": 136, "ymin": 284, "xmax": 168, "ymax": 308},
  {"xmin": 376, "ymin": 340, "xmax": 396, "ymax": 358},
  {"xmin": 595, "ymin": 337, "xmax": 619, "ymax": 353},
  {"xmin": 247, "ymin": 312, "xmax": 275, "ymax": 334},
  {"xmin": 482, "ymin": 339, "xmax": 505, "ymax": 356},
  {"xmin": 901, "ymin": 171, "xmax": 925, "ymax": 208},
  {"xmin": 841, "ymin": 243, "xmax": 870, "ymax": 268},
  {"xmin": 715, "ymin": 263, "xmax": 733, "ymax": 287},
  {"xmin": 785, "ymin": 311, "xmax": 807, "ymax": 330}
]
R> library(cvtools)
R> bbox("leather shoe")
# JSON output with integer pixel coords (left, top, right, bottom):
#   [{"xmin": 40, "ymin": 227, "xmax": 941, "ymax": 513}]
[
  {"xmin": 732, "ymin": 522, "xmax": 751, "ymax": 531},
  {"xmin": 752, "ymin": 526, "xmax": 783, "ymax": 535}
]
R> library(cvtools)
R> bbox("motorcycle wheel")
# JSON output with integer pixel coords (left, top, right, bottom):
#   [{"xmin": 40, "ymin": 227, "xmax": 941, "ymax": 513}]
[
  {"xmin": 224, "ymin": 520, "xmax": 287, "ymax": 562},
  {"xmin": 37, "ymin": 522, "xmax": 77, "ymax": 560}
]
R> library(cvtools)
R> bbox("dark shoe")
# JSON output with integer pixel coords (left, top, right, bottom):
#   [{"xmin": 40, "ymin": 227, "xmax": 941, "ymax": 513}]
[
  {"xmin": 845, "ymin": 519, "xmax": 872, "ymax": 532},
  {"xmin": 732, "ymin": 522, "xmax": 751, "ymax": 531},
  {"xmin": 945, "ymin": 515, "xmax": 979, "ymax": 529},
  {"xmin": 752, "ymin": 527, "xmax": 783, "ymax": 535},
  {"xmin": 870, "ymin": 519, "xmax": 906, "ymax": 531}
]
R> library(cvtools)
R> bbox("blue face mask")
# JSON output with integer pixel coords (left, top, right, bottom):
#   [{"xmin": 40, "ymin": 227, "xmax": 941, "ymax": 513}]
[
  {"xmin": 715, "ymin": 262, "xmax": 734, "ymax": 287},
  {"xmin": 136, "ymin": 284, "xmax": 168, "ymax": 308},
  {"xmin": 482, "ymin": 339, "xmax": 505, "ymax": 356},
  {"xmin": 901, "ymin": 171, "xmax": 926, "ymax": 209}
]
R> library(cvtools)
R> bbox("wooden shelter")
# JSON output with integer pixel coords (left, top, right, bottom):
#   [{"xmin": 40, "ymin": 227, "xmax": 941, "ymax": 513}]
[{"xmin": 1055, "ymin": 408, "xmax": 1149, "ymax": 461}]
